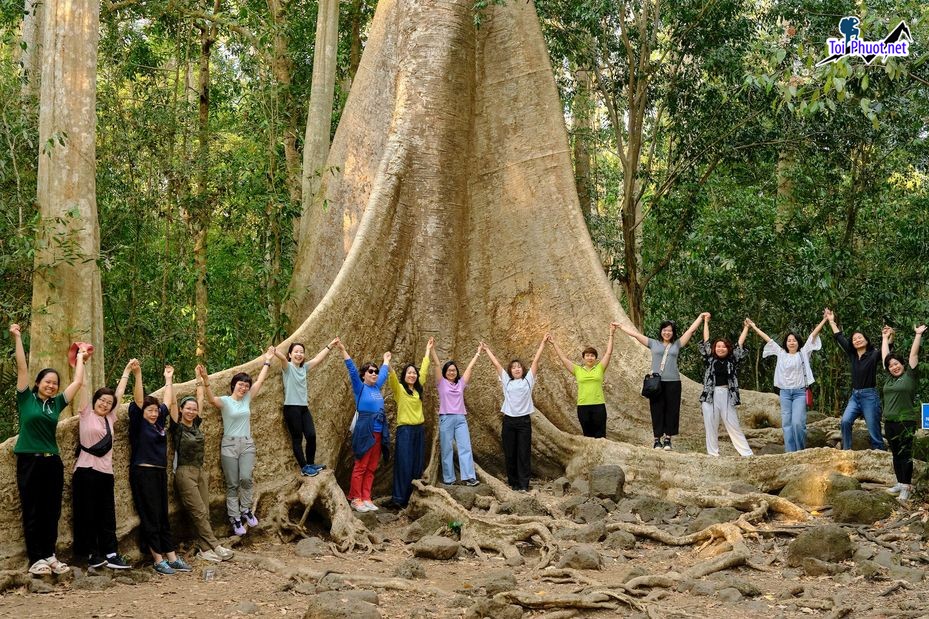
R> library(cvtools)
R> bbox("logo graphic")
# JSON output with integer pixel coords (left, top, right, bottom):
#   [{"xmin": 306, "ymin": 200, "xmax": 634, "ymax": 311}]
[{"xmin": 816, "ymin": 16, "xmax": 912, "ymax": 67}]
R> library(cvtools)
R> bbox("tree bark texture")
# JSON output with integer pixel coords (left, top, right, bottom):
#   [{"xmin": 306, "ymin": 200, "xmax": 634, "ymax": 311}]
[
  {"xmin": 29, "ymin": 0, "xmax": 104, "ymax": 410},
  {"xmin": 19, "ymin": 0, "xmax": 44, "ymax": 100},
  {"xmin": 0, "ymin": 0, "xmax": 891, "ymax": 567}
]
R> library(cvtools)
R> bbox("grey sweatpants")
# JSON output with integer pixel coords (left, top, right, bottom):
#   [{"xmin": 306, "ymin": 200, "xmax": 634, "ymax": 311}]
[{"xmin": 220, "ymin": 436, "xmax": 256, "ymax": 519}]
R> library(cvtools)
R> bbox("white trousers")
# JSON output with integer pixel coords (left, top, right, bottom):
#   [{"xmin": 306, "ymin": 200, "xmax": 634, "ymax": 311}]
[{"xmin": 702, "ymin": 387, "xmax": 753, "ymax": 457}]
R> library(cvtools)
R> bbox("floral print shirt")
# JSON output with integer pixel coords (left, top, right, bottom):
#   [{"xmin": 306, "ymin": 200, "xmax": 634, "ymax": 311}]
[{"xmin": 699, "ymin": 341, "xmax": 748, "ymax": 406}]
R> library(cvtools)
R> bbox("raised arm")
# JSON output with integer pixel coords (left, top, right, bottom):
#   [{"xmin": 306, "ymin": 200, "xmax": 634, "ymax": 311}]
[
  {"xmin": 196, "ymin": 363, "xmax": 223, "ymax": 409},
  {"xmin": 9, "ymin": 324, "xmax": 28, "ymax": 391},
  {"xmin": 678, "ymin": 314, "xmax": 706, "ymax": 347},
  {"xmin": 63, "ymin": 346, "xmax": 88, "ymax": 404},
  {"xmin": 703, "ymin": 313, "xmax": 711, "ymax": 342},
  {"xmin": 529, "ymin": 335, "xmax": 546, "ymax": 376},
  {"xmin": 600, "ymin": 322, "xmax": 619, "ymax": 371},
  {"xmin": 881, "ymin": 326, "xmax": 894, "ymax": 367},
  {"xmin": 618, "ymin": 323, "xmax": 649, "ymax": 348},
  {"xmin": 738, "ymin": 319, "xmax": 750, "ymax": 348},
  {"xmin": 482, "ymin": 342, "xmax": 504, "ymax": 375},
  {"xmin": 375, "ymin": 352, "xmax": 392, "ymax": 389},
  {"xmin": 308, "ymin": 337, "xmax": 340, "ymax": 370},
  {"xmin": 910, "ymin": 325, "xmax": 925, "ymax": 369},
  {"xmin": 809, "ymin": 313, "xmax": 829, "ymax": 341},
  {"xmin": 113, "ymin": 358, "xmax": 135, "ymax": 404},
  {"xmin": 130, "ymin": 358, "xmax": 144, "ymax": 406},
  {"xmin": 824, "ymin": 308, "xmax": 843, "ymax": 335},
  {"xmin": 249, "ymin": 346, "xmax": 276, "ymax": 398},
  {"xmin": 420, "ymin": 337, "xmax": 434, "ymax": 386},
  {"xmin": 272, "ymin": 344, "xmax": 288, "ymax": 365},
  {"xmin": 461, "ymin": 345, "xmax": 482, "ymax": 384},
  {"xmin": 547, "ymin": 335, "xmax": 574, "ymax": 374},
  {"xmin": 747, "ymin": 318, "xmax": 771, "ymax": 343},
  {"xmin": 163, "ymin": 365, "xmax": 175, "ymax": 416},
  {"xmin": 429, "ymin": 341, "xmax": 443, "ymax": 383}
]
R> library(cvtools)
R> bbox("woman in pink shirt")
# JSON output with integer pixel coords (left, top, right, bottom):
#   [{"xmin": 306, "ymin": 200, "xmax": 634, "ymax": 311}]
[
  {"xmin": 71, "ymin": 359, "xmax": 137, "ymax": 570},
  {"xmin": 429, "ymin": 344, "xmax": 482, "ymax": 486}
]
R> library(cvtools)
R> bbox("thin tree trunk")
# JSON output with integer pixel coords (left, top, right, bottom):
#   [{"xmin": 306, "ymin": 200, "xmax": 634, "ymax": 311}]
[
  {"xmin": 296, "ymin": 0, "xmax": 340, "ymax": 241},
  {"xmin": 20, "ymin": 0, "xmax": 43, "ymax": 101},
  {"xmin": 343, "ymin": 0, "xmax": 363, "ymax": 93},
  {"xmin": 268, "ymin": 0, "xmax": 302, "ymax": 205},
  {"xmin": 572, "ymin": 67, "xmax": 594, "ymax": 219},
  {"xmin": 775, "ymin": 150, "xmax": 794, "ymax": 232},
  {"xmin": 30, "ymin": 0, "xmax": 104, "ymax": 411}
]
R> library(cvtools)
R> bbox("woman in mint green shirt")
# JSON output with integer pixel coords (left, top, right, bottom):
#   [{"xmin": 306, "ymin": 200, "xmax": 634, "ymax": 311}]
[
  {"xmin": 880, "ymin": 324, "xmax": 925, "ymax": 502},
  {"xmin": 10, "ymin": 323, "xmax": 86, "ymax": 576},
  {"xmin": 547, "ymin": 323, "xmax": 619, "ymax": 438}
]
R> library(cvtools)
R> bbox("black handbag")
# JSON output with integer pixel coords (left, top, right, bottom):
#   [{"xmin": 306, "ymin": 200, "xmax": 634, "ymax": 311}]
[{"xmin": 641, "ymin": 343, "xmax": 671, "ymax": 399}]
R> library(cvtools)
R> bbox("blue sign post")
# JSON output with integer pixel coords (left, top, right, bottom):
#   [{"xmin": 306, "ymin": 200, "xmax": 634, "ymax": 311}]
[{"xmin": 922, "ymin": 403, "xmax": 929, "ymax": 430}]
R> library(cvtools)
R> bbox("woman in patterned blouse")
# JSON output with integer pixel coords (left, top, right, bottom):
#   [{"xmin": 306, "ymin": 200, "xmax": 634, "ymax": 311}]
[{"xmin": 698, "ymin": 315, "xmax": 753, "ymax": 457}]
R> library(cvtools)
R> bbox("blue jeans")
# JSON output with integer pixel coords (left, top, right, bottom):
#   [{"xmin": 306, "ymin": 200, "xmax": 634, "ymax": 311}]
[
  {"xmin": 779, "ymin": 388, "xmax": 807, "ymax": 452},
  {"xmin": 392, "ymin": 424, "xmax": 425, "ymax": 507},
  {"xmin": 840, "ymin": 388, "xmax": 883, "ymax": 450},
  {"xmin": 439, "ymin": 414, "xmax": 476, "ymax": 484}
]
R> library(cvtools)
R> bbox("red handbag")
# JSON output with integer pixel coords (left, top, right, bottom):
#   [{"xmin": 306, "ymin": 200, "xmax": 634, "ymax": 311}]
[{"xmin": 805, "ymin": 387, "xmax": 814, "ymax": 408}]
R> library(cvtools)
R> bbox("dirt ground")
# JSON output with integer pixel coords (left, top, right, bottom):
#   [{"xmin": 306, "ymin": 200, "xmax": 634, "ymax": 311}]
[{"xmin": 2, "ymin": 474, "xmax": 927, "ymax": 619}]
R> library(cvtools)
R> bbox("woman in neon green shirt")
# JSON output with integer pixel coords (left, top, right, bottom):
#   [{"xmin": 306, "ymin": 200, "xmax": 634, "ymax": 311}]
[
  {"xmin": 548, "ymin": 322, "xmax": 619, "ymax": 438},
  {"xmin": 386, "ymin": 337, "xmax": 433, "ymax": 508}
]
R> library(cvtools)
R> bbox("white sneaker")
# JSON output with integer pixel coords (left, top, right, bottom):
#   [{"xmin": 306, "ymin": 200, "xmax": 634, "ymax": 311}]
[
  {"xmin": 197, "ymin": 549, "xmax": 222, "ymax": 563},
  {"xmin": 364, "ymin": 500, "xmax": 379, "ymax": 511},
  {"xmin": 214, "ymin": 545, "xmax": 234, "ymax": 561},
  {"xmin": 886, "ymin": 482, "xmax": 905, "ymax": 495},
  {"xmin": 898, "ymin": 486, "xmax": 911, "ymax": 502},
  {"xmin": 351, "ymin": 499, "xmax": 371, "ymax": 512}
]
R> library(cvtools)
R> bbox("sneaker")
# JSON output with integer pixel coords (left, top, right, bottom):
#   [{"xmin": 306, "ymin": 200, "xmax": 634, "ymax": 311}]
[
  {"xmin": 197, "ymin": 549, "xmax": 222, "ymax": 563},
  {"xmin": 230, "ymin": 517, "xmax": 246, "ymax": 536},
  {"xmin": 463, "ymin": 479, "xmax": 480, "ymax": 487},
  {"xmin": 898, "ymin": 486, "xmax": 911, "ymax": 502},
  {"xmin": 28, "ymin": 559, "xmax": 51, "ymax": 575},
  {"xmin": 663, "ymin": 437, "xmax": 672, "ymax": 451},
  {"xmin": 46, "ymin": 555, "xmax": 70, "ymax": 575},
  {"xmin": 363, "ymin": 500, "xmax": 379, "ymax": 511},
  {"xmin": 653, "ymin": 438, "xmax": 662, "ymax": 449},
  {"xmin": 88, "ymin": 555, "xmax": 107, "ymax": 569},
  {"xmin": 214, "ymin": 545, "xmax": 234, "ymax": 561},
  {"xmin": 242, "ymin": 510, "xmax": 259, "ymax": 527},
  {"xmin": 104, "ymin": 554, "xmax": 131, "ymax": 570},
  {"xmin": 351, "ymin": 498, "xmax": 371, "ymax": 512},
  {"xmin": 301, "ymin": 464, "xmax": 319, "ymax": 477},
  {"xmin": 153, "ymin": 560, "xmax": 175, "ymax": 575},
  {"xmin": 168, "ymin": 557, "xmax": 192, "ymax": 572},
  {"xmin": 886, "ymin": 482, "xmax": 905, "ymax": 495},
  {"xmin": 312, "ymin": 463, "xmax": 326, "ymax": 471}
]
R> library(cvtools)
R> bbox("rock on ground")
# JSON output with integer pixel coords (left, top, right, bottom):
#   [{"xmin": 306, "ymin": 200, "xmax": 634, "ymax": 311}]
[
  {"xmin": 304, "ymin": 591, "xmax": 380, "ymax": 619},
  {"xmin": 779, "ymin": 471, "xmax": 860, "ymax": 507},
  {"xmin": 686, "ymin": 507, "xmax": 741, "ymax": 533},
  {"xmin": 788, "ymin": 524, "xmax": 855, "ymax": 566},
  {"xmin": 412, "ymin": 536, "xmax": 460, "ymax": 560},
  {"xmin": 556, "ymin": 544, "xmax": 602, "ymax": 570},
  {"xmin": 588, "ymin": 464, "xmax": 625, "ymax": 501},
  {"xmin": 393, "ymin": 558, "xmax": 426, "ymax": 580},
  {"xmin": 295, "ymin": 536, "xmax": 329, "ymax": 558},
  {"xmin": 831, "ymin": 490, "xmax": 896, "ymax": 524}
]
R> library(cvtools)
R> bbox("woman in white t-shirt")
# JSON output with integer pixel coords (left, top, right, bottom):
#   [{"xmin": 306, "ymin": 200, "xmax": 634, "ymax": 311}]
[
  {"xmin": 748, "ymin": 314, "xmax": 828, "ymax": 452},
  {"xmin": 481, "ymin": 337, "xmax": 546, "ymax": 491}
]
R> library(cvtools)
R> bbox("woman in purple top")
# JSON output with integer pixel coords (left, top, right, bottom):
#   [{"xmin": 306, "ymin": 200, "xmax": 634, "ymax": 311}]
[{"xmin": 429, "ymin": 344, "xmax": 482, "ymax": 486}]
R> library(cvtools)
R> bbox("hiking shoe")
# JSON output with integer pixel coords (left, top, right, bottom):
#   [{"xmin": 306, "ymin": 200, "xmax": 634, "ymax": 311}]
[
  {"xmin": 154, "ymin": 560, "xmax": 175, "ymax": 575},
  {"xmin": 197, "ymin": 549, "xmax": 222, "ymax": 563},
  {"xmin": 351, "ymin": 498, "xmax": 371, "ymax": 512},
  {"xmin": 88, "ymin": 555, "xmax": 107, "ymax": 569},
  {"xmin": 301, "ymin": 464, "xmax": 319, "ymax": 477},
  {"xmin": 663, "ymin": 437, "xmax": 672, "ymax": 451},
  {"xmin": 898, "ymin": 486, "xmax": 911, "ymax": 502},
  {"xmin": 105, "ymin": 554, "xmax": 131, "ymax": 570},
  {"xmin": 886, "ymin": 482, "xmax": 905, "ymax": 495},
  {"xmin": 242, "ymin": 510, "xmax": 259, "ymax": 527},
  {"xmin": 311, "ymin": 463, "xmax": 326, "ymax": 470},
  {"xmin": 168, "ymin": 557, "xmax": 192, "ymax": 572},
  {"xmin": 214, "ymin": 545, "xmax": 234, "ymax": 561},
  {"xmin": 230, "ymin": 517, "xmax": 246, "ymax": 536},
  {"xmin": 363, "ymin": 500, "xmax": 379, "ymax": 511},
  {"xmin": 463, "ymin": 478, "xmax": 479, "ymax": 487},
  {"xmin": 653, "ymin": 438, "xmax": 662, "ymax": 449},
  {"xmin": 28, "ymin": 559, "xmax": 51, "ymax": 575}
]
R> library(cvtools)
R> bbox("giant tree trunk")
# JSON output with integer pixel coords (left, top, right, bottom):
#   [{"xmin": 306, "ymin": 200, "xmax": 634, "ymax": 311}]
[
  {"xmin": 29, "ymin": 0, "xmax": 104, "ymax": 408},
  {"xmin": 0, "ymin": 0, "xmax": 890, "ymax": 568}
]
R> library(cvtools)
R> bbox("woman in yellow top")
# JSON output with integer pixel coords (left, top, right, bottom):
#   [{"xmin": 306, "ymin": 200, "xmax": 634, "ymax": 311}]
[
  {"xmin": 548, "ymin": 323, "xmax": 619, "ymax": 438},
  {"xmin": 387, "ymin": 337, "xmax": 433, "ymax": 508}
]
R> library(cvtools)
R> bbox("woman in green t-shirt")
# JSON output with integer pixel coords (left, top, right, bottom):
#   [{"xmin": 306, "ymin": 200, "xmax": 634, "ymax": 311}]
[
  {"xmin": 880, "ymin": 324, "xmax": 925, "ymax": 502},
  {"xmin": 547, "ymin": 322, "xmax": 619, "ymax": 438},
  {"xmin": 10, "ymin": 323, "xmax": 87, "ymax": 576}
]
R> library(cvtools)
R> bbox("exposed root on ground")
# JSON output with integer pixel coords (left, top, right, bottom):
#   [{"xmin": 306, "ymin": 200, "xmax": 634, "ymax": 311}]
[{"xmin": 256, "ymin": 471, "xmax": 379, "ymax": 552}]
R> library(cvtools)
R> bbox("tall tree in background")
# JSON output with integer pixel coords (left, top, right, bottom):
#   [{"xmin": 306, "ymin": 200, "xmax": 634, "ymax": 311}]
[
  {"xmin": 19, "ymin": 0, "xmax": 43, "ymax": 100},
  {"xmin": 30, "ymin": 0, "xmax": 104, "ymax": 408}
]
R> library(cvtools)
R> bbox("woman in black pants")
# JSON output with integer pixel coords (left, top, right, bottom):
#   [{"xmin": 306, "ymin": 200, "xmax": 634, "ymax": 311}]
[{"xmin": 620, "ymin": 314, "xmax": 705, "ymax": 450}]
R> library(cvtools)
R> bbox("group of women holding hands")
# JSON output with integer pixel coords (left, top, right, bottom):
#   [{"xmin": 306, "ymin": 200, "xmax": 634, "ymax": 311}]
[{"xmin": 9, "ymin": 305, "xmax": 924, "ymax": 575}]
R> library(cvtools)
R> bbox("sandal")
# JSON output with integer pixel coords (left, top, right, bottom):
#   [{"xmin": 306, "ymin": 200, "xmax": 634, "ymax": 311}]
[
  {"xmin": 46, "ymin": 556, "xmax": 70, "ymax": 575},
  {"xmin": 28, "ymin": 559, "xmax": 51, "ymax": 575}
]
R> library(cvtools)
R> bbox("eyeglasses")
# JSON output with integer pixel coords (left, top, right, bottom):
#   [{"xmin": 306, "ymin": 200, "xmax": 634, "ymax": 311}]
[{"xmin": 366, "ymin": 368, "xmax": 379, "ymax": 375}]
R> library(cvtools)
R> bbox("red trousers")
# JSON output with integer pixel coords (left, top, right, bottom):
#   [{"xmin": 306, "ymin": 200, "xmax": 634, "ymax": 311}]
[{"xmin": 349, "ymin": 432, "xmax": 381, "ymax": 501}]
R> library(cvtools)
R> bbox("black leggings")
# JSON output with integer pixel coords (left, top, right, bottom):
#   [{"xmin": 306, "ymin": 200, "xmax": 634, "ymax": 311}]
[
  {"xmin": 577, "ymin": 404, "xmax": 607, "ymax": 438},
  {"xmin": 283, "ymin": 405, "xmax": 317, "ymax": 468},
  {"xmin": 885, "ymin": 420, "xmax": 916, "ymax": 484},
  {"xmin": 72, "ymin": 467, "xmax": 117, "ymax": 559},
  {"xmin": 129, "ymin": 465, "xmax": 174, "ymax": 555},
  {"xmin": 16, "ymin": 454, "xmax": 64, "ymax": 564},
  {"xmin": 649, "ymin": 380, "xmax": 682, "ymax": 437}
]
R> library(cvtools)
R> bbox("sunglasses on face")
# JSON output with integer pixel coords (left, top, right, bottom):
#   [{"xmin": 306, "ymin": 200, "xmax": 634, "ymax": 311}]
[{"xmin": 366, "ymin": 368, "xmax": 379, "ymax": 375}]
